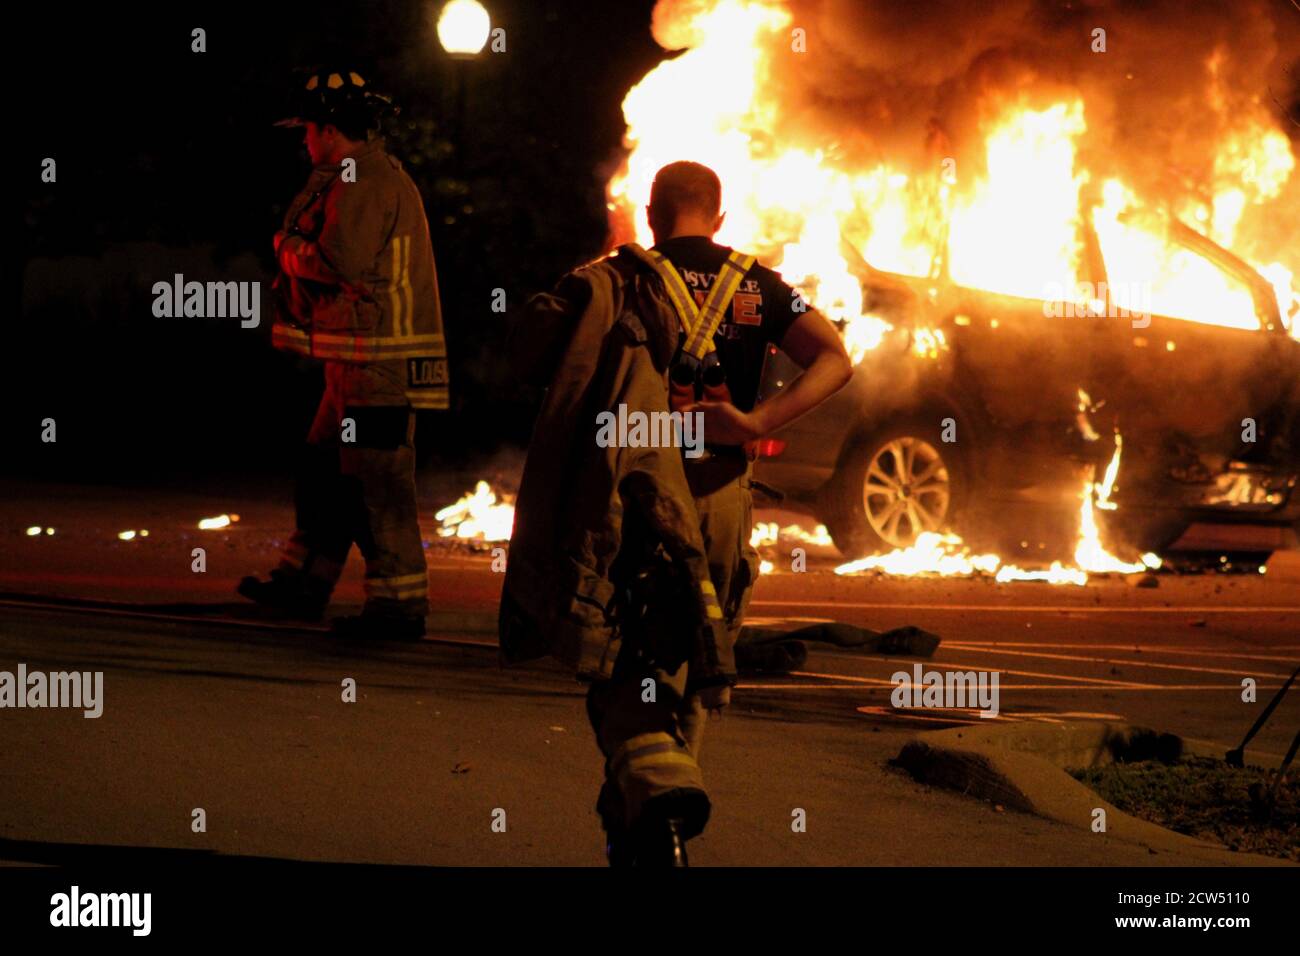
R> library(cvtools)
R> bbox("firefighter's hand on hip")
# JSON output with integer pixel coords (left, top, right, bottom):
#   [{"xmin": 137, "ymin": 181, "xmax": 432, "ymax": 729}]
[{"xmin": 683, "ymin": 400, "xmax": 761, "ymax": 446}]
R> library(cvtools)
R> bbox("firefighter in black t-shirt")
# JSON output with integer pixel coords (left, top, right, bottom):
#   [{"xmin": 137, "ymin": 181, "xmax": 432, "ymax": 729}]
[
  {"xmin": 650, "ymin": 235, "xmax": 803, "ymax": 413},
  {"xmin": 588, "ymin": 161, "xmax": 852, "ymax": 865}
]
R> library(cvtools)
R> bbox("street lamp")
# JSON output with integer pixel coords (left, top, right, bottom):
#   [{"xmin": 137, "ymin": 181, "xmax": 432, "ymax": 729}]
[
  {"xmin": 435, "ymin": 0, "xmax": 489, "ymax": 179},
  {"xmin": 437, "ymin": 0, "xmax": 490, "ymax": 57}
]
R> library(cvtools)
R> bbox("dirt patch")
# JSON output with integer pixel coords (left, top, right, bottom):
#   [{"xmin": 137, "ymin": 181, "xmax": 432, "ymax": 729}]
[{"xmin": 1070, "ymin": 757, "xmax": 1299, "ymax": 862}]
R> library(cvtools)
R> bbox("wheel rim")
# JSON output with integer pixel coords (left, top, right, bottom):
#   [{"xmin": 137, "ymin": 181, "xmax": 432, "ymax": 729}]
[{"xmin": 862, "ymin": 436, "xmax": 951, "ymax": 548}]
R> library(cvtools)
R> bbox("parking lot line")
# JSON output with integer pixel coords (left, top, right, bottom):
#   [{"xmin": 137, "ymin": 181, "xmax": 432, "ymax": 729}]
[
  {"xmin": 739, "ymin": 676, "xmax": 1285, "ymax": 692},
  {"xmin": 907, "ymin": 659, "xmax": 1156, "ymax": 687},
  {"xmin": 781, "ymin": 668, "xmax": 1154, "ymax": 689},
  {"xmin": 751, "ymin": 600, "xmax": 1300, "ymax": 614},
  {"xmin": 931, "ymin": 645, "xmax": 1296, "ymax": 678},
  {"xmin": 945, "ymin": 642, "xmax": 1300, "ymax": 661},
  {"xmin": 850, "ymin": 705, "xmax": 1130, "ymax": 724}
]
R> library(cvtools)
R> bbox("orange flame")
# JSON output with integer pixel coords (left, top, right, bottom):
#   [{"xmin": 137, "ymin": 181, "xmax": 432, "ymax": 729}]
[
  {"xmin": 608, "ymin": 0, "xmax": 1298, "ymax": 338},
  {"xmin": 436, "ymin": 482, "xmax": 515, "ymax": 542},
  {"xmin": 606, "ymin": 0, "xmax": 1296, "ymax": 580}
]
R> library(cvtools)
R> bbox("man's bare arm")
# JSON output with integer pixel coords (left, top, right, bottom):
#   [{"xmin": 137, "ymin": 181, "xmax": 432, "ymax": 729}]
[{"xmin": 688, "ymin": 309, "xmax": 852, "ymax": 445}]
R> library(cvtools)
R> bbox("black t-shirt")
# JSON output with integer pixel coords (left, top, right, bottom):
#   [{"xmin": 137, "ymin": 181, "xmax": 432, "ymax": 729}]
[{"xmin": 652, "ymin": 236, "xmax": 801, "ymax": 412}]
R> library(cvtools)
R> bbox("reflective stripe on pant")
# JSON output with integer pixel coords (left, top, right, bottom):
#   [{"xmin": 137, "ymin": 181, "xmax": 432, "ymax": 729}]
[
  {"xmin": 281, "ymin": 360, "xmax": 429, "ymax": 618},
  {"xmin": 586, "ymin": 657, "xmax": 708, "ymax": 833},
  {"xmin": 277, "ymin": 528, "xmax": 346, "ymax": 589},
  {"xmin": 586, "ymin": 459, "xmax": 757, "ymax": 834}
]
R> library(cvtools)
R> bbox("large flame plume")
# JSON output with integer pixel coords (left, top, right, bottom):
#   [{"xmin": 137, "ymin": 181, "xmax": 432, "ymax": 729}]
[{"xmin": 607, "ymin": 0, "xmax": 1300, "ymax": 338}]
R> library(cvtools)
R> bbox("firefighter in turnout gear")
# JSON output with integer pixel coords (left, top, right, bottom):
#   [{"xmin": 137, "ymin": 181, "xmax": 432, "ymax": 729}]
[
  {"xmin": 504, "ymin": 161, "xmax": 851, "ymax": 864},
  {"xmin": 238, "ymin": 70, "xmax": 449, "ymax": 641}
]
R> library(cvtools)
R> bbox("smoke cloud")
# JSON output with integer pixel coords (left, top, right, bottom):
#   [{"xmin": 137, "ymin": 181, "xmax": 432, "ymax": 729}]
[{"xmin": 653, "ymin": 0, "xmax": 1300, "ymax": 266}]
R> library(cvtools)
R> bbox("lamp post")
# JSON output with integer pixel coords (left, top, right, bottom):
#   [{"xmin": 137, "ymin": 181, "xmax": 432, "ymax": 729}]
[{"xmin": 436, "ymin": 0, "xmax": 489, "ymax": 176}]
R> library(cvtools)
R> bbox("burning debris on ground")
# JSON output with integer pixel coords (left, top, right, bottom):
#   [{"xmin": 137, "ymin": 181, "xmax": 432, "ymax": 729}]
[
  {"xmin": 435, "ymin": 480, "xmax": 516, "ymax": 544},
  {"xmin": 197, "ymin": 514, "xmax": 240, "ymax": 531}
]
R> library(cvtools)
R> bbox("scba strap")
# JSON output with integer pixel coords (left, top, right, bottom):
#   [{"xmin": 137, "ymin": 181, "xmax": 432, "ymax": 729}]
[{"xmin": 649, "ymin": 249, "xmax": 756, "ymax": 360}]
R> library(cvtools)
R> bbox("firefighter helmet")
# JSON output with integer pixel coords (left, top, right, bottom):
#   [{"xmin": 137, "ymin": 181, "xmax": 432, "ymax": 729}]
[{"xmin": 274, "ymin": 69, "xmax": 395, "ymax": 130}]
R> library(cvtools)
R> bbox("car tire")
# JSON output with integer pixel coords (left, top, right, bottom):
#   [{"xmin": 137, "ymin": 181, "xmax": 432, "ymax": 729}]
[{"xmin": 819, "ymin": 417, "xmax": 970, "ymax": 559}]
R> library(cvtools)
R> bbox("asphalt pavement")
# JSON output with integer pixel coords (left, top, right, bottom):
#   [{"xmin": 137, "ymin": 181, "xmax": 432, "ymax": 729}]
[{"xmin": 1, "ymin": 480, "xmax": 1297, "ymax": 866}]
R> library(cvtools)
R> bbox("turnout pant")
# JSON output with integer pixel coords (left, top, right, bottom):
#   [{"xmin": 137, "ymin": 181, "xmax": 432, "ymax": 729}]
[
  {"xmin": 586, "ymin": 455, "xmax": 759, "ymax": 836},
  {"xmin": 276, "ymin": 360, "xmax": 430, "ymax": 618}
]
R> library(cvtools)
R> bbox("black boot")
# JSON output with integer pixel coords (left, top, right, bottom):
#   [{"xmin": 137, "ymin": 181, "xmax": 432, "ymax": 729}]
[
  {"xmin": 597, "ymin": 783, "xmax": 634, "ymax": 867},
  {"xmin": 330, "ymin": 613, "xmax": 426, "ymax": 642},
  {"xmin": 632, "ymin": 816, "xmax": 690, "ymax": 867},
  {"xmin": 630, "ymin": 789, "xmax": 709, "ymax": 867},
  {"xmin": 237, "ymin": 570, "xmax": 329, "ymax": 620},
  {"xmin": 604, "ymin": 829, "xmax": 636, "ymax": 867}
]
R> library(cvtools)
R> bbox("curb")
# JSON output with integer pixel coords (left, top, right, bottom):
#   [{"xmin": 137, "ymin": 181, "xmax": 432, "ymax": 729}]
[
  {"xmin": 426, "ymin": 609, "xmax": 497, "ymax": 633},
  {"xmin": 0, "ymin": 593, "xmax": 502, "ymax": 635},
  {"xmin": 894, "ymin": 721, "xmax": 1290, "ymax": 864}
]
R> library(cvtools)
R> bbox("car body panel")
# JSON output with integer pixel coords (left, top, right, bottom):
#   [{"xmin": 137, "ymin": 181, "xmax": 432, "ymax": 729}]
[{"xmin": 754, "ymin": 217, "xmax": 1300, "ymax": 555}]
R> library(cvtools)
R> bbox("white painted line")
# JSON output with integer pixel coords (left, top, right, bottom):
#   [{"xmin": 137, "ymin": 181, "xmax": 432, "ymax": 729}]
[
  {"xmin": 745, "ymin": 616, "xmax": 836, "ymax": 626},
  {"xmin": 852, "ymin": 705, "xmax": 1128, "ymax": 724},
  {"xmin": 853, "ymin": 705, "xmax": 986, "ymax": 724},
  {"xmin": 751, "ymin": 600, "xmax": 1300, "ymax": 614},
  {"xmin": 930, "ymin": 646, "xmax": 1296, "ymax": 679},
  {"xmin": 739, "ymin": 678, "xmax": 1285, "ymax": 692},
  {"xmin": 738, "ymin": 682, "xmax": 878, "ymax": 690},
  {"xmin": 785, "ymin": 667, "xmax": 1152, "ymax": 689},
  {"xmin": 891, "ymin": 659, "xmax": 1153, "ymax": 688},
  {"xmin": 945, "ymin": 642, "xmax": 1300, "ymax": 661}
]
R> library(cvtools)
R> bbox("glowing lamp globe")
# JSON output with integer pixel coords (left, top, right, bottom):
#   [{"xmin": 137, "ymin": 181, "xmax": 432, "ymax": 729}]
[{"xmin": 438, "ymin": 0, "xmax": 490, "ymax": 56}]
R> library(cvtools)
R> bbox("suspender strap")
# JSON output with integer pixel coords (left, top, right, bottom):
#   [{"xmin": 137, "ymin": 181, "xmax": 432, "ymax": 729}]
[
  {"xmin": 648, "ymin": 249, "xmax": 756, "ymax": 359},
  {"xmin": 647, "ymin": 250, "xmax": 700, "ymax": 337}
]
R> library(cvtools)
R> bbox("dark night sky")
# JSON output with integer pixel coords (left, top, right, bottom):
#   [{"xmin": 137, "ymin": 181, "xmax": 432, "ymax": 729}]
[{"xmin": 12, "ymin": 0, "xmax": 665, "ymax": 484}]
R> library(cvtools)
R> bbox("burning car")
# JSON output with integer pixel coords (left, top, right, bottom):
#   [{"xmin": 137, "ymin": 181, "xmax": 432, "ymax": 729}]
[
  {"xmin": 754, "ymin": 209, "xmax": 1300, "ymax": 562},
  {"xmin": 605, "ymin": 0, "xmax": 1300, "ymax": 570}
]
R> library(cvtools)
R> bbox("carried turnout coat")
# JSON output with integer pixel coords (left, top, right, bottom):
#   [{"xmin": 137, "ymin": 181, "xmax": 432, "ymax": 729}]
[{"xmin": 498, "ymin": 245, "xmax": 734, "ymax": 685}]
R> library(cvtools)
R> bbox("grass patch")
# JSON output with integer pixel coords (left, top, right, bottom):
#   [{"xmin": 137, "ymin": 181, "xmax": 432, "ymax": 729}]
[{"xmin": 1070, "ymin": 756, "xmax": 1298, "ymax": 862}]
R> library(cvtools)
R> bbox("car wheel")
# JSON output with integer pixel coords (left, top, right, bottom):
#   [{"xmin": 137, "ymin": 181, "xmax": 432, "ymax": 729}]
[{"xmin": 820, "ymin": 419, "xmax": 968, "ymax": 558}]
